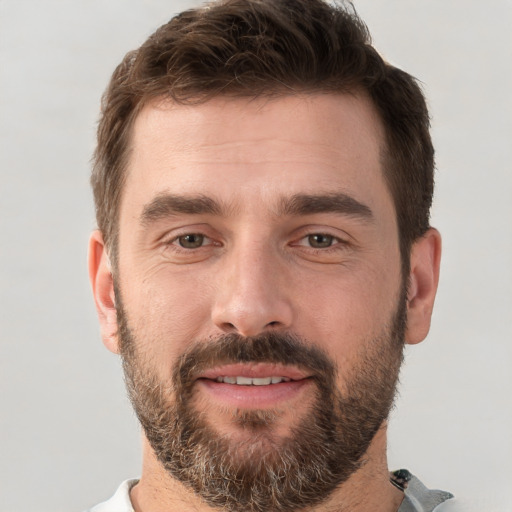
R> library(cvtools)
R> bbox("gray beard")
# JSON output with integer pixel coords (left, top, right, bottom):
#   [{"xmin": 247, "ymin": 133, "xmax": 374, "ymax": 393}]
[{"xmin": 116, "ymin": 291, "xmax": 406, "ymax": 512}]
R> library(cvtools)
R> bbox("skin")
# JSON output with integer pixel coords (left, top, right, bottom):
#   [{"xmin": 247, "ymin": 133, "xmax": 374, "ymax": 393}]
[{"xmin": 89, "ymin": 93, "xmax": 441, "ymax": 512}]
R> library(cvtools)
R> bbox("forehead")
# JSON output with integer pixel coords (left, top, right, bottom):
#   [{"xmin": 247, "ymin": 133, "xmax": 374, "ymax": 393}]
[{"xmin": 123, "ymin": 93, "xmax": 390, "ymax": 218}]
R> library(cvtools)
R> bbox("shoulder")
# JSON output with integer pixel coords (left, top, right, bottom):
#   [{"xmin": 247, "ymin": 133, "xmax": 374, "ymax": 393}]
[
  {"xmin": 83, "ymin": 479, "xmax": 138, "ymax": 512},
  {"xmin": 394, "ymin": 469, "xmax": 453, "ymax": 512},
  {"xmin": 395, "ymin": 469, "xmax": 474, "ymax": 512}
]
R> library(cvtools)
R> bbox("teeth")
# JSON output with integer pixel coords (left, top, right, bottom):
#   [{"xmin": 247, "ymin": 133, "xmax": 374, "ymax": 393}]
[
  {"xmin": 215, "ymin": 376, "xmax": 291, "ymax": 385},
  {"xmin": 236, "ymin": 376, "xmax": 253, "ymax": 385},
  {"xmin": 252, "ymin": 377, "xmax": 272, "ymax": 386}
]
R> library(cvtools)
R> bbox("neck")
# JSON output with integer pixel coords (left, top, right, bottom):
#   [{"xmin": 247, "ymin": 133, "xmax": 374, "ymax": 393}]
[{"xmin": 130, "ymin": 423, "xmax": 404, "ymax": 512}]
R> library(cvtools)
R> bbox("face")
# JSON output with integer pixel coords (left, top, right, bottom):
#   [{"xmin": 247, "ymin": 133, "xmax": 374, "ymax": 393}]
[{"xmin": 103, "ymin": 93, "xmax": 409, "ymax": 511}]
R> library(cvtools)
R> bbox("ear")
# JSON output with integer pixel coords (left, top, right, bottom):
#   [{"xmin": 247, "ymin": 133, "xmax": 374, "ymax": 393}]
[
  {"xmin": 88, "ymin": 230, "xmax": 120, "ymax": 354},
  {"xmin": 405, "ymin": 228, "xmax": 442, "ymax": 345}
]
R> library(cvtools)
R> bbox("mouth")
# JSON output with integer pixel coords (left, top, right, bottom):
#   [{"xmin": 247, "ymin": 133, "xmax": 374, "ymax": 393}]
[
  {"xmin": 212, "ymin": 376, "xmax": 292, "ymax": 385},
  {"xmin": 195, "ymin": 363, "xmax": 313, "ymax": 409}
]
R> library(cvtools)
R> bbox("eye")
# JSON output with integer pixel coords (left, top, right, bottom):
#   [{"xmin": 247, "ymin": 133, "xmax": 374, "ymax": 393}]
[
  {"xmin": 306, "ymin": 234, "xmax": 336, "ymax": 249},
  {"xmin": 175, "ymin": 233, "xmax": 207, "ymax": 249},
  {"xmin": 290, "ymin": 230, "xmax": 351, "ymax": 264}
]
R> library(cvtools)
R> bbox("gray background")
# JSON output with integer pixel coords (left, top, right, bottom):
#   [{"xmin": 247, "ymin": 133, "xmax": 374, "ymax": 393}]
[{"xmin": 1, "ymin": 1, "xmax": 511, "ymax": 511}]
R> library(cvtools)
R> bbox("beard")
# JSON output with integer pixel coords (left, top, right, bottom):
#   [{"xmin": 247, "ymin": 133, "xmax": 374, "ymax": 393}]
[{"xmin": 116, "ymin": 286, "xmax": 406, "ymax": 512}]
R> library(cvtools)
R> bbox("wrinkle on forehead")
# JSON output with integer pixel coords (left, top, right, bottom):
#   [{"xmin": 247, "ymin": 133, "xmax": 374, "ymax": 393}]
[{"xmin": 129, "ymin": 92, "xmax": 385, "ymax": 165}]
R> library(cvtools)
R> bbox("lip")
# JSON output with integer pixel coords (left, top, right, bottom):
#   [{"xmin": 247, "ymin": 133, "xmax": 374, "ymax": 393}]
[
  {"xmin": 196, "ymin": 363, "xmax": 313, "ymax": 409},
  {"xmin": 198, "ymin": 379, "xmax": 312, "ymax": 409},
  {"xmin": 198, "ymin": 363, "xmax": 310, "ymax": 381}
]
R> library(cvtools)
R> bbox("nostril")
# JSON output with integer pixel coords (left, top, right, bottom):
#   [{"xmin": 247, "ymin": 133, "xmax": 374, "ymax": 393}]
[{"xmin": 220, "ymin": 322, "xmax": 237, "ymax": 332}]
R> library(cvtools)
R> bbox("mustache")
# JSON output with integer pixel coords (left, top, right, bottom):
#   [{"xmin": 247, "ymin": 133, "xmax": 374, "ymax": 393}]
[{"xmin": 173, "ymin": 332, "xmax": 337, "ymax": 394}]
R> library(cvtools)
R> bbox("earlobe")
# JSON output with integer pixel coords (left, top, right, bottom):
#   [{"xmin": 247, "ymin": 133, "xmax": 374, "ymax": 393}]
[
  {"xmin": 88, "ymin": 230, "xmax": 120, "ymax": 354},
  {"xmin": 405, "ymin": 228, "xmax": 442, "ymax": 345}
]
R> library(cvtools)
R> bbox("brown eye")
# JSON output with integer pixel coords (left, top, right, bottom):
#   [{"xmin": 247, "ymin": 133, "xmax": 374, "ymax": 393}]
[
  {"xmin": 177, "ymin": 234, "xmax": 205, "ymax": 248},
  {"xmin": 307, "ymin": 234, "xmax": 335, "ymax": 248}
]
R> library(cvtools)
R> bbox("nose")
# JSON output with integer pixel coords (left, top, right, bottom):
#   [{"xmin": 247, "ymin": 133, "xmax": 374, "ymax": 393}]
[{"xmin": 211, "ymin": 243, "xmax": 294, "ymax": 337}]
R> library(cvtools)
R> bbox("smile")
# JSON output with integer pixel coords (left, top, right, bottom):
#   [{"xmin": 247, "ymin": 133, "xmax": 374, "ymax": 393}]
[
  {"xmin": 195, "ymin": 363, "xmax": 313, "ymax": 408},
  {"xmin": 214, "ymin": 376, "xmax": 292, "ymax": 385}
]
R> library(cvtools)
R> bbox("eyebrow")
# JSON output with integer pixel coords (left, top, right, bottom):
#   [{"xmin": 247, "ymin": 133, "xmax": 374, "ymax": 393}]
[
  {"xmin": 140, "ymin": 192, "xmax": 373, "ymax": 225},
  {"xmin": 140, "ymin": 194, "xmax": 225, "ymax": 225},
  {"xmin": 278, "ymin": 193, "xmax": 374, "ymax": 221}
]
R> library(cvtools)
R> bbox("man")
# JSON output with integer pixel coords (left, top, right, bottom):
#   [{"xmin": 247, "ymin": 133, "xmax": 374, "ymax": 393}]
[{"xmin": 86, "ymin": 0, "xmax": 456, "ymax": 510}]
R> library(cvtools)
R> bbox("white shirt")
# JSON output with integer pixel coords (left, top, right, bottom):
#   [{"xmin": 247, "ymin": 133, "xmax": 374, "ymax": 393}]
[{"xmin": 85, "ymin": 474, "xmax": 465, "ymax": 512}]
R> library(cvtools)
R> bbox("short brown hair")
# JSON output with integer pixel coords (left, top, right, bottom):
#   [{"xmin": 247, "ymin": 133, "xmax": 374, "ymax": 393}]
[{"xmin": 92, "ymin": 0, "xmax": 434, "ymax": 271}]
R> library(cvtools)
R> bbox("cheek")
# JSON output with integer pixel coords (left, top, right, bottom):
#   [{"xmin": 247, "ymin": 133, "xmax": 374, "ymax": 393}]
[
  {"xmin": 119, "ymin": 266, "xmax": 216, "ymax": 374},
  {"xmin": 293, "ymin": 261, "xmax": 402, "ymax": 366}
]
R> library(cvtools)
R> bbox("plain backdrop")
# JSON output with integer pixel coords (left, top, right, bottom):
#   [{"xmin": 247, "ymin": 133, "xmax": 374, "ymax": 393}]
[{"xmin": 0, "ymin": 1, "xmax": 511, "ymax": 511}]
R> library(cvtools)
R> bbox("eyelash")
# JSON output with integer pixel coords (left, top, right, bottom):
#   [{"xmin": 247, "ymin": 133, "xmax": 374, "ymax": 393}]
[
  {"xmin": 167, "ymin": 233, "xmax": 216, "ymax": 250},
  {"xmin": 165, "ymin": 232, "xmax": 347, "ymax": 252},
  {"xmin": 294, "ymin": 233, "xmax": 345, "ymax": 250}
]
